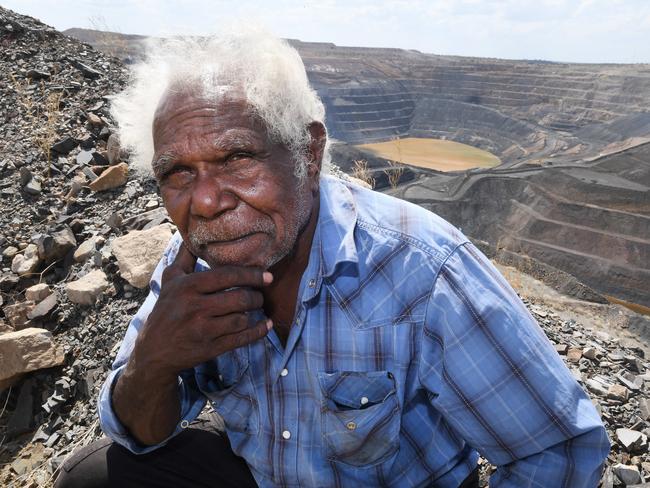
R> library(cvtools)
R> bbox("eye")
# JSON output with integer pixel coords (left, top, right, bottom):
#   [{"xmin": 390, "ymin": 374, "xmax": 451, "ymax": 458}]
[
  {"xmin": 227, "ymin": 152, "xmax": 254, "ymax": 162},
  {"xmin": 161, "ymin": 166, "xmax": 193, "ymax": 187}
]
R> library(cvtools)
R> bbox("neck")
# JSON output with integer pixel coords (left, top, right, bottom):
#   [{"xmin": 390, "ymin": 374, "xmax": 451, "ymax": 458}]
[{"xmin": 263, "ymin": 194, "xmax": 320, "ymax": 333}]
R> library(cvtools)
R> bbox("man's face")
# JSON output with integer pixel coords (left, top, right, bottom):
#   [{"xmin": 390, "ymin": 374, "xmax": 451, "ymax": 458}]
[{"xmin": 152, "ymin": 89, "xmax": 320, "ymax": 269}]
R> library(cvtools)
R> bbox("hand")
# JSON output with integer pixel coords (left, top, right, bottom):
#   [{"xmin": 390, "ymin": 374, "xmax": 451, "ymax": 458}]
[{"xmin": 131, "ymin": 241, "xmax": 273, "ymax": 379}]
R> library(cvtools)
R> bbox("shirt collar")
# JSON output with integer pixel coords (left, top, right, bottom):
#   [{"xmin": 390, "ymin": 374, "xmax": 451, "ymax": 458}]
[{"xmin": 316, "ymin": 175, "xmax": 359, "ymax": 278}]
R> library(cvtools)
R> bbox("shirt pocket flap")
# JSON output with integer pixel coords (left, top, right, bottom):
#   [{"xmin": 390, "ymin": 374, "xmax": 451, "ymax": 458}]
[{"xmin": 319, "ymin": 370, "xmax": 396, "ymax": 410}]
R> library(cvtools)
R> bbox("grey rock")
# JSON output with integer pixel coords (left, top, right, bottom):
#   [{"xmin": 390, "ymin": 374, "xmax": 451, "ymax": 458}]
[
  {"xmin": 613, "ymin": 463, "xmax": 643, "ymax": 485},
  {"xmin": 27, "ymin": 292, "xmax": 58, "ymax": 320},
  {"xmin": 554, "ymin": 344, "xmax": 568, "ymax": 355},
  {"xmin": 71, "ymin": 59, "xmax": 102, "ymax": 79},
  {"xmin": 2, "ymin": 245, "xmax": 19, "ymax": 258},
  {"xmin": 616, "ymin": 428, "xmax": 647, "ymax": 451},
  {"xmin": 76, "ymin": 150, "xmax": 94, "ymax": 166},
  {"xmin": 35, "ymin": 227, "xmax": 76, "ymax": 263},
  {"xmin": 639, "ymin": 398, "xmax": 650, "ymax": 420},
  {"xmin": 586, "ymin": 378, "xmax": 610, "ymax": 397},
  {"xmin": 106, "ymin": 133, "xmax": 121, "ymax": 164},
  {"xmin": 26, "ymin": 68, "xmax": 50, "ymax": 80},
  {"xmin": 19, "ymin": 166, "xmax": 33, "ymax": 186},
  {"xmin": 6, "ymin": 378, "xmax": 34, "ymax": 437},
  {"xmin": 51, "ymin": 137, "xmax": 78, "ymax": 155},
  {"xmin": 24, "ymin": 177, "xmax": 42, "ymax": 195}
]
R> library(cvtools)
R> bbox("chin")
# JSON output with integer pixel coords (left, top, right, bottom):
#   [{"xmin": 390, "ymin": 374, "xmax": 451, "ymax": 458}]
[{"xmin": 199, "ymin": 246, "xmax": 284, "ymax": 270}]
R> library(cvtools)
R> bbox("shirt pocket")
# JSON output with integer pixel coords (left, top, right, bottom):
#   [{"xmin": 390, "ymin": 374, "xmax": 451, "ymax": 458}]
[
  {"xmin": 195, "ymin": 350, "xmax": 259, "ymax": 435},
  {"xmin": 318, "ymin": 370, "xmax": 401, "ymax": 467}
]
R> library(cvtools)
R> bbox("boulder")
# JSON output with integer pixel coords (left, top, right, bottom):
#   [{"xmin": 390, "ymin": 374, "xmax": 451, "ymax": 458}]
[
  {"xmin": 608, "ymin": 383, "xmax": 630, "ymax": 402},
  {"xmin": 2, "ymin": 246, "xmax": 19, "ymax": 259},
  {"xmin": 88, "ymin": 162, "xmax": 128, "ymax": 191},
  {"xmin": 27, "ymin": 293, "xmax": 58, "ymax": 320},
  {"xmin": 25, "ymin": 283, "xmax": 52, "ymax": 302},
  {"xmin": 35, "ymin": 227, "xmax": 76, "ymax": 263},
  {"xmin": 639, "ymin": 398, "xmax": 650, "ymax": 420},
  {"xmin": 616, "ymin": 428, "xmax": 647, "ymax": 452},
  {"xmin": 11, "ymin": 243, "xmax": 40, "ymax": 275},
  {"xmin": 86, "ymin": 112, "xmax": 104, "ymax": 127},
  {"xmin": 51, "ymin": 137, "xmax": 78, "ymax": 155},
  {"xmin": 111, "ymin": 224, "xmax": 174, "ymax": 288},
  {"xmin": 3, "ymin": 301, "xmax": 35, "ymax": 329},
  {"xmin": 76, "ymin": 150, "xmax": 94, "ymax": 166},
  {"xmin": 582, "ymin": 347, "xmax": 599, "ymax": 360},
  {"xmin": 106, "ymin": 133, "xmax": 121, "ymax": 164},
  {"xmin": 0, "ymin": 320, "xmax": 14, "ymax": 333},
  {"xmin": 566, "ymin": 347, "xmax": 583, "ymax": 362},
  {"xmin": 66, "ymin": 270, "xmax": 109, "ymax": 305},
  {"xmin": 613, "ymin": 463, "xmax": 643, "ymax": 485},
  {"xmin": 73, "ymin": 236, "xmax": 101, "ymax": 263},
  {"xmin": 24, "ymin": 178, "xmax": 42, "ymax": 195},
  {"xmin": 0, "ymin": 328, "xmax": 65, "ymax": 390}
]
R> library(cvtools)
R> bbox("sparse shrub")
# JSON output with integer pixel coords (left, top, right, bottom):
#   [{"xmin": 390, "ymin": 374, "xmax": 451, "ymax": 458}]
[
  {"xmin": 384, "ymin": 160, "xmax": 404, "ymax": 189},
  {"xmin": 351, "ymin": 159, "xmax": 375, "ymax": 188}
]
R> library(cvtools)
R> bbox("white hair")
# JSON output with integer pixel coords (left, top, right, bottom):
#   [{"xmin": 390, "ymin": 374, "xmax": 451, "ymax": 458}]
[{"xmin": 110, "ymin": 27, "xmax": 330, "ymax": 178}]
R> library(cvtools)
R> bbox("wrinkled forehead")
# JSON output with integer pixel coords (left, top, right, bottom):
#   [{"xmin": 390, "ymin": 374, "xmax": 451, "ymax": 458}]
[{"xmin": 153, "ymin": 82, "xmax": 250, "ymax": 128}]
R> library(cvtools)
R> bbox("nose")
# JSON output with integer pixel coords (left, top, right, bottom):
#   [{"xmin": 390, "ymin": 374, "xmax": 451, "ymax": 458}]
[{"xmin": 190, "ymin": 174, "xmax": 238, "ymax": 218}]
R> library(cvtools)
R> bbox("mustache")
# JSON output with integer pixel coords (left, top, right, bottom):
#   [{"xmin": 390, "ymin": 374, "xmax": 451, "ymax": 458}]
[{"xmin": 188, "ymin": 215, "xmax": 275, "ymax": 247}]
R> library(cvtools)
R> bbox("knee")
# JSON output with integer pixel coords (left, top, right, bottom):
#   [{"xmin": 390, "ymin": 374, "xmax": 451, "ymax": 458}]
[{"xmin": 54, "ymin": 437, "xmax": 112, "ymax": 488}]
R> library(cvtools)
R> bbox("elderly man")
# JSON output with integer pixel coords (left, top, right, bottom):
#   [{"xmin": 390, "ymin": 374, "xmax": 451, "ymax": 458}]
[{"xmin": 55, "ymin": 31, "xmax": 609, "ymax": 488}]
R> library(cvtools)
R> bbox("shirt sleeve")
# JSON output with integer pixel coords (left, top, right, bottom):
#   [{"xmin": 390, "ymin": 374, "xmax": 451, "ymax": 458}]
[
  {"xmin": 97, "ymin": 232, "xmax": 207, "ymax": 454},
  {"xmin": 418, "ymin": 241, "xmax": 610, "ymax": 487}
]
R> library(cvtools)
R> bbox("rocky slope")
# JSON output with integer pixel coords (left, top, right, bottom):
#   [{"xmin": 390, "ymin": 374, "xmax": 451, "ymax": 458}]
[{"xmin": 0, "ymin": 7, "xmax": 649, "ymax": 487}]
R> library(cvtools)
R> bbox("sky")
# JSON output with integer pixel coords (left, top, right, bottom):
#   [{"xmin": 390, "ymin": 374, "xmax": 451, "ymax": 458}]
[{"xmin": 3, "ymin": 0, "xmax": 650, "ymax": 64}]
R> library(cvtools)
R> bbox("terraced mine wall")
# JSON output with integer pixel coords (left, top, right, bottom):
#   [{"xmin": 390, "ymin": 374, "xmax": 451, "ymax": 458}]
[
  {"xmin": 291, "ymin": 40, "xmax": 650, "ymax": 164},
  {"xmin": 396, "ymin": 143, "xmax": 650, "ymax": 308}
]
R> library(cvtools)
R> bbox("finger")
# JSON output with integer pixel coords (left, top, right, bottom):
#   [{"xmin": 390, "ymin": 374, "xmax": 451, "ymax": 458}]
[
  {"xmin": 197, "ymin": 312, "xmax": 251, "ymax": 338},
  {"xmin": 209, "ymin": 319, "xmax": 273, "ymax": 354},
  {"xmin": 162, "ymin": 241, "xmax": 197, "ymax": 284},
  {"xmin": 197, "ymin": 288, "xmax": 264, "ymax": 316},
  {"xmin": 188, "ymin": 265, "xmax": 273, "ymax": 294}
]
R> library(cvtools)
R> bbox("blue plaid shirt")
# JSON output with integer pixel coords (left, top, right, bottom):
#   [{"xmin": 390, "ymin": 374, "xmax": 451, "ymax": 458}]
[{"xmin": 98, "ymin": 175, "xmax": 609, "ymax": 487}]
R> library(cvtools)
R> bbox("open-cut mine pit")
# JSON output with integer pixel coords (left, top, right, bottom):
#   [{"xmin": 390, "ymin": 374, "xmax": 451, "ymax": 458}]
[{"xmin": 0, "ymin": 15, "xmax": 649, "ymax": 486}]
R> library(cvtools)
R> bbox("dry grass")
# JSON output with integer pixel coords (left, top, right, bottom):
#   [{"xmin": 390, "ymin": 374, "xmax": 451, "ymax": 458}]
[
  {"xmin": 357, "ymin": 137, "xmax": 500, "ymax": 172},
  {"xmin": 351, "ymin": 159, "xmax": 375, "ymax": 188},
  {"xmin": 384, "ymin": 160, "xmax": 404, "ymax": 189},
  {"xmin": 10, "ymin": 74, "xmax": 62, "ymax": 176},
  {"xmin": 35, "ymin": 91, "xmax": 63, "ymax": 176}
]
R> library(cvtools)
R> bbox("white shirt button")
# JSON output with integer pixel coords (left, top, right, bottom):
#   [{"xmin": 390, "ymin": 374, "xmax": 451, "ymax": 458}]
[
  {"xmin": 282, "ymin": 430, "xmax": 291, "ymax": 440},
  {"xmin": 361, "ymin": 396, "xmax": 369, "ymax": 405},
  {"xmin": 308, "ymin": 278, "xmax": 316, "ymax": 288},
  {"xmin": 280, "ymin": 368, "xmax": 289, "ymax": 377}
]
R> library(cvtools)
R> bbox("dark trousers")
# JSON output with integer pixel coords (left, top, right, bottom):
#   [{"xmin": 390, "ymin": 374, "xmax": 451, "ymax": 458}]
[{"xmin": 54, "ymin": 428, "xmax": 479, "ymax": 488}]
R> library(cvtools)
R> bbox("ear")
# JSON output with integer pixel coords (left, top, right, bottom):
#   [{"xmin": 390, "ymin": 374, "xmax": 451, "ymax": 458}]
[{"xmin": 306, "ymin": 122, "xmax": 326, "ymax": 176}]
